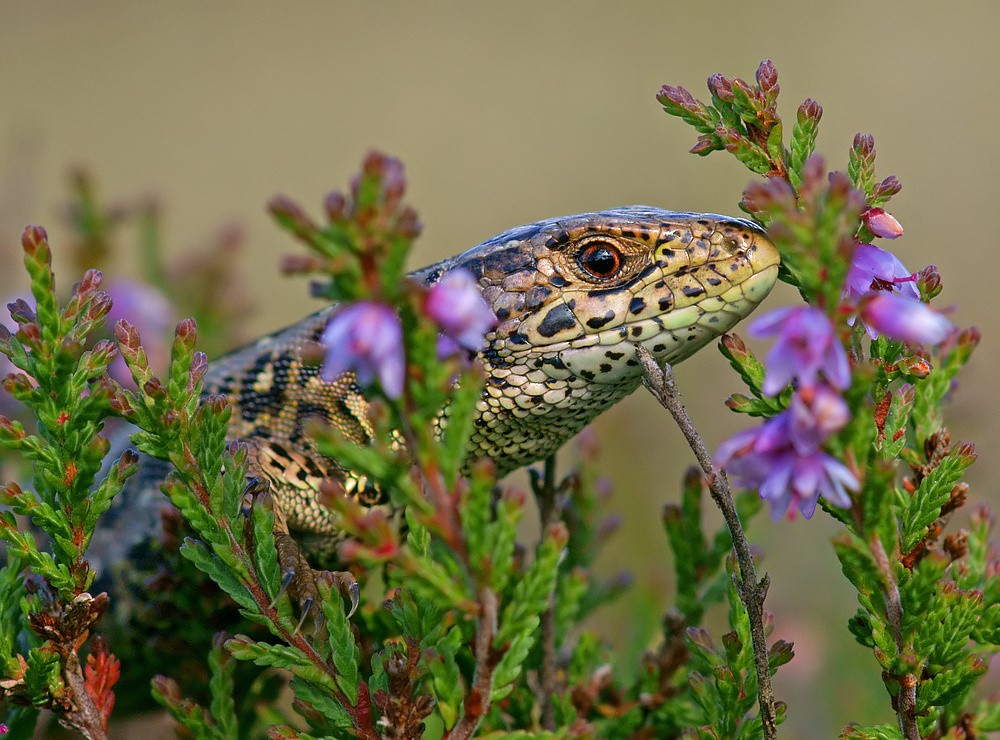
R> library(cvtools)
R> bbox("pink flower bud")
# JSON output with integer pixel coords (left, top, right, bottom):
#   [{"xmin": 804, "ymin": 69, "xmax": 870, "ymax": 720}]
[{"xmin": 862, "ymin": 207, "xmax": 904, "ymax": 239}]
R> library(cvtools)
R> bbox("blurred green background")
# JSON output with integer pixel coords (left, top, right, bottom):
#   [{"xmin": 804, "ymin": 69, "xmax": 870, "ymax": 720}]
[{"xmin": 2, "ymin": 2, "xmax": 998, "ymax": 737}]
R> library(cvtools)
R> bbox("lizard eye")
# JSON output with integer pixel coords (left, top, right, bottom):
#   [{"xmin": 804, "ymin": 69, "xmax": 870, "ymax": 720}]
[{"xmin": 578, "ymin": 241, "xmax": 623, "ymax": 279}]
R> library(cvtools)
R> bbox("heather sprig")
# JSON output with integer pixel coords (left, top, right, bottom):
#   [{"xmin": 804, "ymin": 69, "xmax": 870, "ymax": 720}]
[
  {"xmin": 265, "ymin": 153, "xmax": 575, "ymax": 736},
  {"xmin": 661, "ymin": 60, "xmax": 999, "ymax": 738},
  {"xmin": 0, "ymin": 226, "xmax": 134, "ymax": 737},
  {"xmin": 65, "ymin": 153, "xmax": 612, "ymax": 738}
]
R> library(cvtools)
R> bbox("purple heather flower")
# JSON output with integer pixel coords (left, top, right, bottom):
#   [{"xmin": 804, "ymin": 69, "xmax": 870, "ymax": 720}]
[
  {"xmin": 860, "ymin": 292, "xmax": 953, "ymax": 346},
  {"xmin": 716, "ymin": 388, "xmax": 858, "ymax": 521},
  {"xmin": 786, "ymin": 384, "xmax": 851, "ymax": 454},
  {"xmin": 861, "ymin": 207, "xmax": 904, "ymax": 239},
  {"xmin": 424, "ymin": 269, "xmax": 497, "ymax": 356},
  {"xmin": 843, "ymin": 244, "xmax": 952, "ymax": 342},
  {"xmin": 320, "ymin": 301, "xmax": 405, "ymax": 398},
  {"xmin": 844, "ymin": 243, "xmax": 918, "ymax": 302},
  {"xmin": 749, "ymin": 306, "xmax": 850, "ymax": 395},
  {"xmin": 105, "ymin": 280, "xmax": 175, "ymax": 336},
  {"xmin": 435, "ymin": 333, "xmax": 463, "ymax": 363},
  {"xmin": 757, "ymin": 450, "xmax": 857, "ymax": 520}
]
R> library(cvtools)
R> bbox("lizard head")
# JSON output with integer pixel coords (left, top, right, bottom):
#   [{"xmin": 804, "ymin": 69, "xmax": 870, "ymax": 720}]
[
  {"xmin": 428, "ymin": 206, "xmax": 779, "ymax": 383},
  {"xmin": 414, "ymin": 207, "xmax": 780, "ymax": 471}
]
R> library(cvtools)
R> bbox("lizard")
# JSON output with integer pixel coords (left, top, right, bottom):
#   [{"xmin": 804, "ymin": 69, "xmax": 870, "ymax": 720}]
[
  {"xmin": 199, "ymin": 207, "xmax": 778, "ymax": 557},
  {"xmin": 88, "ymin": 206, "xmax": 779, "ymax": 605}
]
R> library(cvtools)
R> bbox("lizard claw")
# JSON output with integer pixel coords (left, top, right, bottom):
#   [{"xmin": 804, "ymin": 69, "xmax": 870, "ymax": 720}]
[
  {"xmin": 273, "ymin": 531, "xmax": 360, "ymax": 632},
  {"xmin": 270, "ymin": 569, "xmax": 295, "ymax": 610},
  {"xmin": 347, "ymin": 580, "xmax": 360, "ymax": 618},
  {"xmin": 244, "ymin": 478, "xmax": 360, "ymax": 629},
  {"xmin": 314, "ymin": 569, "xmax": 360, "ymax": 618},
  {"xmin": 294, "ymin": 594, "xmax": 315, "ymax": 636}
]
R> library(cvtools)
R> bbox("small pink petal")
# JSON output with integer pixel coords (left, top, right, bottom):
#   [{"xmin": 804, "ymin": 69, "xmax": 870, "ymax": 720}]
[{"xmin": 862, "ymin": 207, "xmax": 904, "ymax": 239}]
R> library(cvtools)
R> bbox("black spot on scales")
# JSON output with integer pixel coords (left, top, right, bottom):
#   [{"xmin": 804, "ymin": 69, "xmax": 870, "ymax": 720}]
[
  {"xmin": 586, "ymin": 311, "xmax": 616, "ymax": 329},
  {"xmin": 525, "ymin": 285, "xmax": 553, "ymax": 309},
  {"xmin": 536, "ymin": 304, "xmax": 577, "ymax": 337},
  {"xmin": 636, "ymin": 264, "xmax": 659, "ymax": 281},
  {"xmin": 586, "ymin": 285, "xmax": 628, "ymax": 298}
]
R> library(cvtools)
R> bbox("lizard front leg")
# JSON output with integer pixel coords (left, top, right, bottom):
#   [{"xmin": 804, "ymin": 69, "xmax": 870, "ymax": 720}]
[{"xmin": 244, "ymin": 437, "xmax": 367, "ymax": 624}]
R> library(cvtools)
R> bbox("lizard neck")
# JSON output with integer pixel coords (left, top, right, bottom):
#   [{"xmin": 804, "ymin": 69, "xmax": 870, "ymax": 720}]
[{"xmin": 466, "ymin": 351, "xmax": 640, "ymax": 476}]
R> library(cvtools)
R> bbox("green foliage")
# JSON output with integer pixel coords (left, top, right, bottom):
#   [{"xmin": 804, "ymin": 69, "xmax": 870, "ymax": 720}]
[
  {"xmin": 899, "ymin": 447, "xmax": 975, "ymax": 553},
  {"xmin": 717, "ymin": 334, "xmax": 787, "ymax": 418},
  {"xmin": 788, "ymin": 100, "xmax": 823, "ymax": 191},
  {"xmin": 0, "ymin": 226, "xmax": 143, "ymax": 735},
  {"xmin": 320, "ymin": 582, "xmax": 360, "ymax": 704},
  {"xmin": 0, "ymin": 238, "xmax": 129, "ymax": 597},
  {"xmin": 492, "ymin": 524, "xmax": 565, "ymax": 699},
  {"xmin": 662, "ymin": 468, "xmax": 747, "ymax": 625}
]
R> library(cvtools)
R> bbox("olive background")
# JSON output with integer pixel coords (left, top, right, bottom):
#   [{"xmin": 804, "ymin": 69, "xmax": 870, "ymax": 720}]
[{"xmin": 1, "ymin": 3, "xmax": 998, "ymax": 737}]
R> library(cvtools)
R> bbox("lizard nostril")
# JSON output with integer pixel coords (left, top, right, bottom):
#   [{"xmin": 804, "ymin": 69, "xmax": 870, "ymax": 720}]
[{"xmin": 723, "ymin": 237, "xmax": 746, "ymax": 256}]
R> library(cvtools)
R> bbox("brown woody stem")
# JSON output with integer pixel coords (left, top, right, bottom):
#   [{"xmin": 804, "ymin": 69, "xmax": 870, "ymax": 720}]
[
  {"xmin": 448, "ymin": 588, "xmax": 499, "ymax": 740},
  {"xmin": 870, "ymin": 535, "xmax": 919, "ymax": 740},
  {"xmin": 536, "ymin": 454, "xmax": 559, "ymax": 730},
  {"xmin": 638, "ymin": 347, "xmax": 778, "ymax": 740}
]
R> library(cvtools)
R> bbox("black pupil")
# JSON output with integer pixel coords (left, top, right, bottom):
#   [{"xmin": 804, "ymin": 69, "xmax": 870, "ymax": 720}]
[{"xmin": 581, "ymin": 245, "xmax": 619, "ymax": 276}]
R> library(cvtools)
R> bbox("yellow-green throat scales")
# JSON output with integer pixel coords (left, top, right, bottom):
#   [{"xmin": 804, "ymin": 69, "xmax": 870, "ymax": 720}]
[{"xmin": 202, "ymin": 207, "xmax": 779, "ymax": 542}]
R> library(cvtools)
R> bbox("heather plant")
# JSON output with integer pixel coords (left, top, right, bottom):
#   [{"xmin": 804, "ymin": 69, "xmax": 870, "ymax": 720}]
[
  {"xmin": 657, "ymin": 61, "xmax": 999, "ymax": 737},
  {"xmin": 0, "ymin": 60, "xmax": 997, "ymax": 739}
]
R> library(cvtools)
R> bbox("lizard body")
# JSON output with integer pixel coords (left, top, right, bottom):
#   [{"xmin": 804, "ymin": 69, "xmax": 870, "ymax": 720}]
[{"xmin": 201, "ymin": 207, "xmax": 779, "ymax": 550}]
